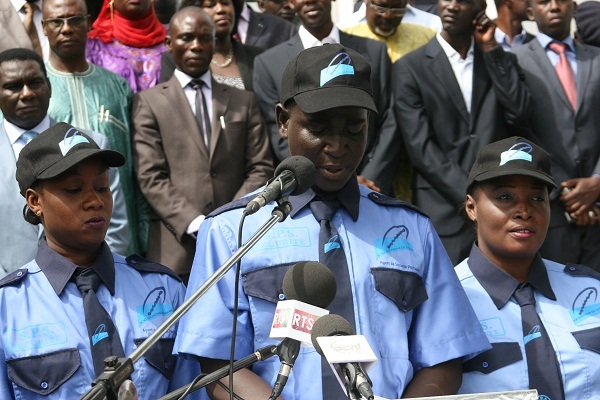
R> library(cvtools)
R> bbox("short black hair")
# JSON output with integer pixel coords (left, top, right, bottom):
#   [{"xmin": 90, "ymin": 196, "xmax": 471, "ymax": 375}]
[
  {"xmin": 180, "ymin": 0, "xmax": 203, "ymax": 9},
  {"xmin": 0, "ymin": 48, "xmax": 47, "ymax": 78}
]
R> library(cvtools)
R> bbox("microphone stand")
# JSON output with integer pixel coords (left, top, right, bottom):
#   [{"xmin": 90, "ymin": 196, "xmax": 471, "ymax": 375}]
[
  {"xmin": 158, "ymin": 345, "xmax": 279, "ymax": 400},
  {"xmin": 80, "ymin": 201, "xmax": 293, "ymax": 400}
]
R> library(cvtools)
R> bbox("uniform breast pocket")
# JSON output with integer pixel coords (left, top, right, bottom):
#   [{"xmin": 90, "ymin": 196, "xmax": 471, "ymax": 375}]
[
  {"xmin": 572, "ymin": 326, "xmax": 600, "ymax": 355},
  {"xmin": 371, "ymin": 268, "xmax": 428, "ymax": 312},
  {"xmin": 6, "ymin": 348, "xmax": 81, "ymax": 395},
  {"xmin": 463, "ymin": 342, "xmax": 523, "ymax": 374},
  {"xmin": 134, "ymin": 338, "xmax": 176, "ymax": 378}
]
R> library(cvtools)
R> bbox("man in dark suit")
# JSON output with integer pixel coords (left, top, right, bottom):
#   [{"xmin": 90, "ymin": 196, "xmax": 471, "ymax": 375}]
[
  {"xmin": 514, "ymin": 0, "xmax": 600, "ymax": 269},
  {"xmin": 132, "ymin": 7, "xmax": 274, "ymax": 281},
  {"xmin": 391, "ymin": 0, "xmax": 532, "ymax": 264},
  {"xmin": 234, "ymin": 0, "xmax": 296, "ymax": 49},
  {"xmin": 253, "ymin": 0, "xmax": 394, "ymax": 192}
]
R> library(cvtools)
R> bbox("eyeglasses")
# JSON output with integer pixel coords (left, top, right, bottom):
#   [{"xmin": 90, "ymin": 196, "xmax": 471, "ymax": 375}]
[
  {"xmin": 42, "ymin": 15, "xmax": 89, "ymax": 30},
  {"xmin": 367, "ymin": 0, "xmax": 406, "ymax": 17}
]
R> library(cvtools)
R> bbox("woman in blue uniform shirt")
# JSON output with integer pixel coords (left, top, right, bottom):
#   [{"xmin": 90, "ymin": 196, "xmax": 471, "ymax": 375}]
[
  {"xmin": 0, "ymin": 123, "xmax": 200, "ymax": 399},
  {"xmin": 456, "ymin": 136, "xmax": 600, "ymax": 400}
]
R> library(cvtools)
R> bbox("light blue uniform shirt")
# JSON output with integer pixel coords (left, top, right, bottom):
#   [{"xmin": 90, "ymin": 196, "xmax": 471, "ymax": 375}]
[
  {"xmin": 175, "ymin": 181, "xmax": 490, "ymax": 400},
  {"xmin": 0, "ymin": 240, "xmax": 201, "ymax": 399},
  {"xmin": 456, "ymin": 244, "xmax": 600, "ymax": 399}
]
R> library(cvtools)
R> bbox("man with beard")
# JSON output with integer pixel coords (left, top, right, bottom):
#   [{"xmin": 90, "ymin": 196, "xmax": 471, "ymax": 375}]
[
  {"xmin": 390, "ymin": 0, "xmax": 532, "ymax": 264},
  {"xmin": 343, "ymin": 0, "xmax": 436, "ymax": 62}
]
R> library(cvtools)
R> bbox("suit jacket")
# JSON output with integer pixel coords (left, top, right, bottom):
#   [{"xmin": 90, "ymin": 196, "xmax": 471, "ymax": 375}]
[
  {"xmin": 132, "ymin": 76, "xmax": 274, "ymax": 275},
  {"xmin": 393, "ymin": 39, "xmax": 532, "ymax": 236},
  {"xmin": 514, "ymin": 39, "xmax": 600, "ymax": 227},
  {"xmin": 0, "ymin": 118, "xmax": 129, "ymax": 278},
  {"xmin": 245, "ymin": 7, "xmax": 296, "ymax": 50},
  {"xmin": 159, "ymin": 41, "xmax": 263, "ymax": 91},
  {"xmin": 0, "ymin": 0, "xmax": 36, "ymax": 53},
  {"xmin": 252, "ymin": 31, "xmax": 395, "ymax": 188}
]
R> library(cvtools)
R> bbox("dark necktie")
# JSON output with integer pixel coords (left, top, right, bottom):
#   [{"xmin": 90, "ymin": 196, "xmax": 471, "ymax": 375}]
[
  {"xmin": 189, "ymin": 78, "xmax": 211, "ymax": 151},
  {"xmin": 75, "ymin": 268, "xmax": 125, "ymax": 376},
  {"xmin": 513, "ymin": 284, "xmax": 564, "ymax": 400},
  {"xmin": 310, "ymin": 198, "xmax": 356, "ymax": 400},
  {"xmin": 22, "ymin": 2, "xmax": 43, "ymax": 57},
  {"xmin": 548, "ymin": 42, "xmax": 577, "ymax": 110}
]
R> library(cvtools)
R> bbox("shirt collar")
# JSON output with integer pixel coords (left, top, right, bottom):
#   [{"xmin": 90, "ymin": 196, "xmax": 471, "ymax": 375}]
[
  {"xmin": 12, "ymin": 0, "xmax": 42, "ymax": 12},
  {"xmin": 494, "ymin": 27, "xmax": 528, "ymax": 50},
  {"xmin": 36, "ymin": 239, "xmax": 116, "ymax": 296},
  {"xmin": 537, "ymin": 32, "xmax": 576, "ymax": 53},
  {"xmin": 240, "ymin": 2, "xmax": 251, "ymax": 22},
  {"xmin": 467, "ymin": 243, "xmax": 556, "ymax": 309},
  {"xmin": 436, "ymin": 32, "xmax": 474, "ymax": 61},
  {"xmin": 4, "ymin": 115, "xmax": 50, "ymax": 145},
  {"xmin": 298, "ymin": 25, "xmax": 340, "ymax": 48},
  {"xmin": 174, "ymin": 68, "xmax": 212, "ymax": 90},
  {"xmin": 289, "ymin": 174, "xmax": 360, "ymax": 221}
]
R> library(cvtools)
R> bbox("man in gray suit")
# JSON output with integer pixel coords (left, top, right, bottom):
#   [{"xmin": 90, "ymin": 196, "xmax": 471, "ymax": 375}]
[
  {"xmin": 132, "ymin": 7, "xmax": 273, "ymax": 282},
  {"xmin": 391, "ymin": 0, "xmax": 532, "ymax": 264},
  {"xmin": 514, "ymin": 0, "xmax": 600, "ymax": 269},
  {"xmin": 0, "ymin": 48, "xmax": 129, "ymax": 278},
  {"xmin": 252, "ymin": 0, "xmax": 394, "ymax": 193},
  {"xmin": 0, "ymin": 0, "xmax": 48, "ymax": 59}
]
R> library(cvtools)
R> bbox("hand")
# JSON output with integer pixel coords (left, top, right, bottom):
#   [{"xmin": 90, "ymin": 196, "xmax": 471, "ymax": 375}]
[
  {"xmin": 357, "ymin": 175, "xmax": 381, "ymax": 192},
  {"xmin": 560, "ymin": 176, "xmax": 600, "ymax": 218},
  {"xmin": 571, "ymin": 205, "xmax": 600, "ymax": 226},
  {"xmin": 473, "ymin": 11, "xmax": 498, "ymax": 51}
]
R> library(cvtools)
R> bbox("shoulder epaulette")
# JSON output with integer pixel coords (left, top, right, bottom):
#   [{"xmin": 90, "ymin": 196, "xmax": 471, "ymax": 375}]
[
  {"xmin": 0, "ymin": 269, "xmax": 28, "ymax": 288},
  {"xmin": 126, "ymin": 255, "xmax": 181, "ymax": 282},
  {"xmin": 367, "ymin": 192, "xmax": 429, "ymax": 218},
  {"xmin": 564, "ymin": 263, "xmax": 600, "ymax": 281},
  {"xmin": 207, "ymin": 194, "xmax": 259, "ymax": 218}
]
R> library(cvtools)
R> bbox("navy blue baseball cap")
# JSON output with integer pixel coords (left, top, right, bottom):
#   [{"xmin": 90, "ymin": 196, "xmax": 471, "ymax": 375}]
[
  {"xmin": 280, "ymin": 44, "xmax": 377, "ymax": 114},
  {"xmin": 467, "ymin": 136, "xmax": 557, "ymax": 190},
  {"xmin": 16, "ymin": 122, "xmax": 125, "ymax": 196}
]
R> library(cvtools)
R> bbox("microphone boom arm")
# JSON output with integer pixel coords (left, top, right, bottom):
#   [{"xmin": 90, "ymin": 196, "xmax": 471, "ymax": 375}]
[{"xmin": 79, "ymin": 202, "xmax": 293, "ymax": 400}]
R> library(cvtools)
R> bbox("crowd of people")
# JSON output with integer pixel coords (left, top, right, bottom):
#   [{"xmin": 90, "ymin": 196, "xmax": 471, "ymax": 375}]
[{"xmin": 0, "ymin": 0, "xmax": 599, "ymax": 398}]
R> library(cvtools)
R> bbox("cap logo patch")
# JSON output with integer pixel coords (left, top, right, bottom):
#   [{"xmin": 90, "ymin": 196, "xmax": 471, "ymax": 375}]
[
  {"xmin": 320, "ymin": 52, "xmax": 354, "ymax": 86},
  {"xmin": 58, "ymin": 127, "xmax": 89, "ymax": 156},
  {"xmin": 499, "ymin": 142, "xmax": 533, "ymax": 166}
]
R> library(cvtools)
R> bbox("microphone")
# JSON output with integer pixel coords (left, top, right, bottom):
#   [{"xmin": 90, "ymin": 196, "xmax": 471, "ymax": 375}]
[
  {"xmin": 245, "ymin": 156, "xmax": 316, "ymax": 215},
  {"xmin": 269, "ymin": 261, "xmax": 337, "ymax": 400},
  {"xmin": 311, "ymin": 314, "xmax": 375, "ymax": 400}
]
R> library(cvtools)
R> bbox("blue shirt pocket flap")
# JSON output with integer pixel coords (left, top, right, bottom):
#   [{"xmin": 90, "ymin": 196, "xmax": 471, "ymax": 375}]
[
  {"xmin": 135, "ymin": 338, "xmax": 176, "ymax": 378},
  {"xmin": 463, "ymin": 342, "xmax": 523, "ymax": 374},
  {"xmin": 6, "ymin": 348, "xmax": 80, "ymax": 395},
  {"xmin": 243, "ymin": 262, "xmax": 297, "ymax": 304},
  {"xmin": 572, "ymin": 326, "xmax": 600, "ymax": 355},
  {"xmin": 371, "ymin": 268, "xmax": 428, "ymax": 312}
]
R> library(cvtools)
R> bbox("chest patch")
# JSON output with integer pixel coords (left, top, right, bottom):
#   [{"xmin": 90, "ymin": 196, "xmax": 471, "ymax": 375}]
[
  {"xmin": 136, "ymin": 287, "xmax": 174, "ymax": 327},
  {"xmin": 9, "ymin": 322, "xmax": 68, "ymax": 352},
  {"xmin": 480, "ymin": 317, "xmax": 507, "ymax": 337},
  {"xmin": 253, "ymin": 227, "xmax": 312, "ymax": 251},
  {"xmin": 570, "ymin": 287, "xmax": 600, "ymax": 325}
]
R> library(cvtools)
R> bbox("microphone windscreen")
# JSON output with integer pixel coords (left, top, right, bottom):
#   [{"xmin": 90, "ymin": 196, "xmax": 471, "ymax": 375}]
[
  {"xmin": 310, "ymin": 314, "xmax": 355, "ymax": 355},
  {"xmin": 282, "ymin": 261, "xmax": 336, "ymax": 308},
  {"xmin": 274, "ymin": 156, "xmax": 316, "ymax": 196}
]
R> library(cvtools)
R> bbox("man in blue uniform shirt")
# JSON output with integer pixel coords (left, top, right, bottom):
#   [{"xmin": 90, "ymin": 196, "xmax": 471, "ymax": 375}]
[{"xmin": 174, "ymin": 44, "xmax": 490, "ymax": 400}]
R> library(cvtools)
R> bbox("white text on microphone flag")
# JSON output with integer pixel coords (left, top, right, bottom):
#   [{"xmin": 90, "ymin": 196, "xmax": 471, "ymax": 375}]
[{"xmin": 270, "ymin": 300, "xmax": 329, "ymax": 345}]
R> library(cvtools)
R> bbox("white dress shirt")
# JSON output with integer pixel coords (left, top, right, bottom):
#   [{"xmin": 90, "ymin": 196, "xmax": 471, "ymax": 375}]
[
  {"xmin": 5, "ymin": 115, "xmax": 50, "ymax": 160},
  {"xmin": 10, "ymin": 0, "xmax": 50, "ymax": 60},
  {"xmin": 436, "ymin": 32, "xmax": 475, "ymax": 113},
  {"xmin": 298, "ymin": 25, "xmax": 341, "ymax": 48}
]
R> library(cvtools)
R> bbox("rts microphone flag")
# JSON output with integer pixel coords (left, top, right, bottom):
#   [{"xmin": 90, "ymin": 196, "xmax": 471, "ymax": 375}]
[{"xmin": 268, "ymin": 261, "xmax": 337, "ymax": 399}]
